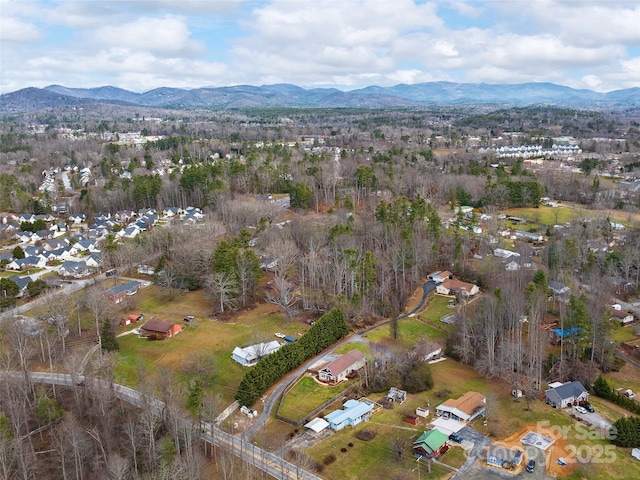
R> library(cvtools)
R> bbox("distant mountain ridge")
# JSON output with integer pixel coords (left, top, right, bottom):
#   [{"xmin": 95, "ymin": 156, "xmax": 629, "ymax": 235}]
[{"xmin": 2, "ymin": 82, "xmax": 639, "ymax": 114}]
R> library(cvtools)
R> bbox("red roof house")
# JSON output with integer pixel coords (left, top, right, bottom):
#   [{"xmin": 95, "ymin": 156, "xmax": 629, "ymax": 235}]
[
  {"xmin": 318, "ymin": 350, "xmax": 366, "ymax": 384},
  {"xmin": 140, "ymin": 319, "xmax": 183, "ymax": 339}
]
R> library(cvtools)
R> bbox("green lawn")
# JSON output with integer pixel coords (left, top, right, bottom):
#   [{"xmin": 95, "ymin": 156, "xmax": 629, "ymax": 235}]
[
  {"xmin": 363, "ymin": 316, "xmax": 448, "ymax": 346},
  {"xmin": 278, "ymin": 376, "xmax": 354, "ymax": 422},
  {"xmin": 307, "ymin": 423, "xmax": 452, "ymax": 480},
  {"xmin": 333, "ymin": 343, "xmax": 372, "ymax": 356},
  {"xmin": 611, "ymin": 322, "xmax": 639, "ymax": 344}
]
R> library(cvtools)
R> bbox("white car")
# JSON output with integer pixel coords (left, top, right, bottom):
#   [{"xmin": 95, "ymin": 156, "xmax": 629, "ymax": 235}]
[
  {"xmin": 275, "ymin": 332, "xmax": 286, "ymax": 338},
  {"xmin": 574, "ymin": 406, "xmax": 587, "ymax": 414}
]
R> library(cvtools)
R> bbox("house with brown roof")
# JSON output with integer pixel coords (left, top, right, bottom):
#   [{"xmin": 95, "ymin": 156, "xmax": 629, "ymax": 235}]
[
  {"xmin": 435, "ymin": 391, "xmax": 486, "ymax": 423},
  {"xmin": 436, "ymin": 278, "xmax": 479, "ymax": 298},
  {"xmin": 610, "ymin": 307, "xmax": 635, "ymax": 324},
  {"xmin": 318, "ymin": 349, "xmax": 366, "ymax": 384},
  {"xmin": 140, "ymin": 319, "xmax": 183, "ymax": 339}
]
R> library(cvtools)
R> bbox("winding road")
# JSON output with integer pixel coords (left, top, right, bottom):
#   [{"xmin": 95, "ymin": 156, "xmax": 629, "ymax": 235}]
[{"xmin": 243, "ymin": 280, "xmax": 437, "ymax": 441}]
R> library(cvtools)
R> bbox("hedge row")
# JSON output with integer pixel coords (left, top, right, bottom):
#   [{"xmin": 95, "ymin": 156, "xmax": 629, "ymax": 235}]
[
  {"xmin": 592, "ymin": 375, "xmax": 640, "ymax": 415},
  {"xmin": 235, "ymin": 309, "xmax": 349, "ymax": 406}
]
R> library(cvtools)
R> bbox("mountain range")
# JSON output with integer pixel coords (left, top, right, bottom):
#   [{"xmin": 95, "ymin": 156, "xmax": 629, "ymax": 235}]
[{"xmin": 1, "ymin": 82, "xmax": 639, "ymax": 114}]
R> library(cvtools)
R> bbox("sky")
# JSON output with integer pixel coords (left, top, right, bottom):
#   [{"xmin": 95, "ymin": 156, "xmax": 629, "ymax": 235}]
[{"xmin": 1, "ymin": 0, "xmax": 639, "ymax": 94}]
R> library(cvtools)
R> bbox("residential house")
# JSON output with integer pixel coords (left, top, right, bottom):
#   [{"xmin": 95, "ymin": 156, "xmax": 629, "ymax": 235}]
[
  {"xmin": 318, "ymin": 349, "xmax": 366, "ymax": 384},
  {"xmin": 428, "ymin": 271, "xmax": 453, "ymax": 284},
  {"xmin": 548, "ymin": 281, "xmax": 570, "ymax": 297},
  {"xmin": 515, "ymin": 230, "xmax": 544, "ymax": 242},
  {"xmin": 68, "ymin": 213, "xmax": 86, "ymax": 225},
  {"xmin": 58, "ymin": 260, "xmax": 90, "ymax": 278},
  {"xmin": 162, "ymin": 206, "xmax": 183, "ymax": 217},
  {"xmin": 17, "ymin": 213, "xmax": 35, "ymax": 224},
  {"xmin": 114, "ymin": 210, "xmax": 136, "ymax": 224},
  {"xmin": 34, "ymin": 230, "xmax": 53, "ymax": 241},
  {"xmin": 105, "ymin": 280, "xmax": 143, "ymax": 303},
  {"xmin": 15, "ymin": 231, "xmax": 33, "ymax": 243},
  {"xmin": 549, "ymin": 327, "xmax": 583, "ymax": 346},
  {"xmin": 23, "ymin": 246, "xmax": 45, "ymax": 257},
  {"xmin": 8, "ymin": 275, "xmax": 33, "ymax": 297},
  {"xmin": 545, "ymin": 381, "xmax": 588, "ymax": 408},
  {"xmin": 140, "ymin": 319, "xmax": 183, "ymax": 339},
  {"xmin": 493, "ymin": 248, "xmax": 520, "ymax": 259},
  {"xmin": 324, "ymin": 399, "xmax": 374, "ymax": 431},
  {"xmin": 117, "ymin": 225, "xmax": 141, "ymax": 239},
  {"xmin": 413, "ymin": 429, "xmax": 449, "ymax": 459},
  {"xmin": 436, "ymin": 391, "xmax": 486, "ymax": 423},
  {"xmin": 85, "ymin": 252, "xmax": 103, "ymax": 269},
  {"xmin": 411, "ymin": 341, "xmax": 443, "ymax": 362},
  {"xmin": 231, "ymin": 340, "xmax": 282, "ymax": 366},
  {"xmin": 436, "ymin": 278, "xmax": 479, "ymax": 298},
  {"xmin": 610, "ymin": 308, "xmax": 635, "ymax": 324},
  {"xmin": 486, "ymin": 445, "xmax": 523, "ymax": 468},
  {"xmin": 7, "ymin": 257, "xmax": 46, "ymax": 271},
  {"xmin": 44, "ymin": 238, "xmax": 69, "ymax": 251}
]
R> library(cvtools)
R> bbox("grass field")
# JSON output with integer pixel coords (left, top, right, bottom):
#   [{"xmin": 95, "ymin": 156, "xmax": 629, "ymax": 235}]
[
  {"xmin": 278, "ymin": 376, "xmax": 355, "ymax": 422},
  {"xmin": 502, "ymin": 204, "xmax": 640, "ymax": 229},
  {"xmin": 306, "ymin": 422, "xmax": 453, "ymax": 480},
  {"xmin": 362, "ymin": 295, "xmax": 453, "ymax": 346},
  {"xmin": 113, "ymin": 288, "xmax": 310, "ymax": 403}
]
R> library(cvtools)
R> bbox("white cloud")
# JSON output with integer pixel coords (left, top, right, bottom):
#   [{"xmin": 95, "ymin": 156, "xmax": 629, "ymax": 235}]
[
  {"xmin": 93, "ymin": 15, "xmax": 202, "ymax": 57},
  {"xmin": 0, "ymin": 17, "xmax": 42, "ymax": 42}
]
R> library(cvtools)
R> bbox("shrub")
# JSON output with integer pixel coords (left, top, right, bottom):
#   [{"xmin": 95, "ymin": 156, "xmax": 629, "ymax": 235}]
[
  {"xmin": 348, "ymin": 442, "xmax": 354, "ymax": 448},
  {"xmin": 340, "ymin": 447, "xmax": 347, "ymax": 453},
  {"xmin": 355, "ymin": 429, "xmax": 377, "ymax": 441},
  {"xmin": 323, "ymin": 454, "xmax": 337, "ymax": 465}
]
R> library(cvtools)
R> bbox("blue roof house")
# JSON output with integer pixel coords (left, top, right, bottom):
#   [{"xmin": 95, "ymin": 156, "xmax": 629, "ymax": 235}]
[{"xmin": 325, "ymin": 399, "xmax": 374, "ymax": 431}]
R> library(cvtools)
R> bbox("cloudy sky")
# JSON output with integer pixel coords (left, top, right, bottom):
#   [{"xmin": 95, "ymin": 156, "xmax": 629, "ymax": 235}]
[{"xmin": 1, "ymin": 0, "xmax": 639, "ymax": 94}]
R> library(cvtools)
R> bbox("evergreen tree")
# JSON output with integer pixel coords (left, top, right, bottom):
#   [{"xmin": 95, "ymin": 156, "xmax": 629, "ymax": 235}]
[{"xmin": 100, "ymin": 319, "xmax": 119, "ymax": 352}]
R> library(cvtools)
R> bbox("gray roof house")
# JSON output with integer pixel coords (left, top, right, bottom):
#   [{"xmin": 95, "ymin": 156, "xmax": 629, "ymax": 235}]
[
  {"xmin": 58, "ymin": 260, "xmax": 91, "ymax": 278},
  {"xmin": 545, "ymin": 381, "xmax": 588, "ymax": 408}
]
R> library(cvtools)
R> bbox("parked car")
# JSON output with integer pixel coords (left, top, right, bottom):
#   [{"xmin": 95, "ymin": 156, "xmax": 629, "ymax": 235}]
[
  {"xmin": 574, "ymin": 405, "xmax": 587, "ymax": 414},
  {"xmin": 582, "ymin": 403, "xmax": 595, "ymax": 413},
  {"xmin": 526, "ymin": 459, "xmax": 536, "ymax": 472},
  {"xmin": 448, "ymin": 433, "xmax": 463, "ymax": 443}
]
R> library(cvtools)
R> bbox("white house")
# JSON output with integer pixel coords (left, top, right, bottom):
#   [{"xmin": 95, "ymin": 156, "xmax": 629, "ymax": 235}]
[
  {"xmin": 231, "ymin": 340, "xmax": 282, "ymax": 366},
  {"xmin": 545, "ymin": 381, "xmax": 588, "ymax": 408},
  {"xmin": 610, "ymin": 308, "xmax": 635, "ymax": 324}
]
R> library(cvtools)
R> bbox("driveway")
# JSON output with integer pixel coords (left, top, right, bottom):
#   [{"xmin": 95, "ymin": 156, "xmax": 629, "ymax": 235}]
[
  {"xmin": 450, "ymin": 426, "xmax": 492, "ymax": 479},
  {"xmin": 569, "ymin": 408, "xmax": 612, "ymax": 433}
]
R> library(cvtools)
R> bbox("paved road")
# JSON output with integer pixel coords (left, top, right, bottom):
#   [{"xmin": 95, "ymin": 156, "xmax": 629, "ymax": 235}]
[
  {"xmin": 243, "ymin": 280, "xmax": 437, "ymax": 441},
  {"xmin": 16, "ymin": 371, "xmax": 322, "ymax": 480},
  {"xmin": 615, "ymin": 349, "xmax": 640, "ymax": 370}
]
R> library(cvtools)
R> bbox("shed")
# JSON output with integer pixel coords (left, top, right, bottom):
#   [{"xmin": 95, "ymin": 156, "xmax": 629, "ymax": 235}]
[{"xmin": 405, "ymin": 415, "xmax": 419, "ymax": 426}]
